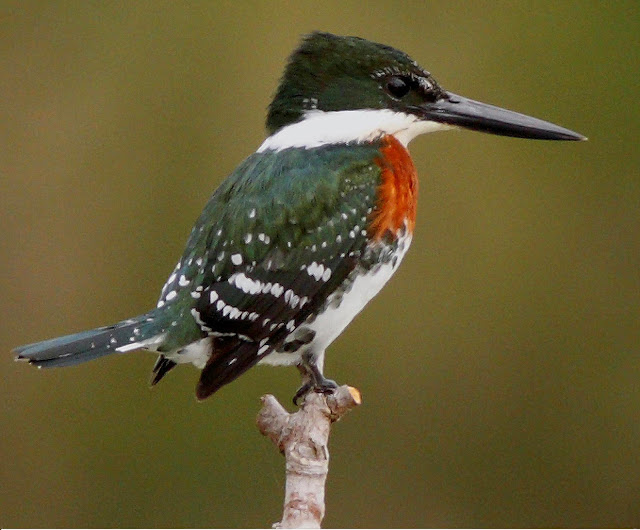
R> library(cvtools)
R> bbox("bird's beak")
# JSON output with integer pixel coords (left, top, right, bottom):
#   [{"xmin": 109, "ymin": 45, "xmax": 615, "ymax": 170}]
[{"xmin": 418, "ymin": 91, "xmax": 586, "ymax": 141}]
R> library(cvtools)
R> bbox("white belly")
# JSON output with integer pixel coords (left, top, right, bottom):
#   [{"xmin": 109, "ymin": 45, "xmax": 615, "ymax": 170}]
[
  {"xmin": 260, "ymin": 232, "xmax": 412, "ymax": 367},
  {"xmin": 166, "ymin": 337, "xmax": 212, "ymax": 368}
]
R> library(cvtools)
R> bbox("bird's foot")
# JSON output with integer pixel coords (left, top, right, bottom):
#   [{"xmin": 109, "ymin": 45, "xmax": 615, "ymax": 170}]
[
  {"xmin": 292, "ymin": 376, "xmax": 338, "ymax": 406},
  {"xmin": 293, "ymin": 351, "xmax": 339, "ymax": 405}
]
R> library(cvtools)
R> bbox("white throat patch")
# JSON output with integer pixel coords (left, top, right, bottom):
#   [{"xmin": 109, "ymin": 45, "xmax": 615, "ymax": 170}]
[{"xmin": 258, "ymin": 109, "xmax": 451, "ymax": 152}]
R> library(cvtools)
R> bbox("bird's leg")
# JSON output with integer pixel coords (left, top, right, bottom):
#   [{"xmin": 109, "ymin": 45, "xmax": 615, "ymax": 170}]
[{"xmin": 293, "ymin": 351, "xmax": 338, "ymax": 405}]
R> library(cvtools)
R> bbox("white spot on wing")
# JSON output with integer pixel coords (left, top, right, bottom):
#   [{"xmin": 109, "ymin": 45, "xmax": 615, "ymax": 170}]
[
  {"xmin": 270, "ymin": 283, "xmax": 284, "ymax": 297},
  {"xmin": 230, "ymin": 273, "xmax": 263, "ymax": 295},
  {"xmin": 165, "ymin": 290, "xmax": 177, "ymax": 301},
  {"xmin": 306, "ymin": 262, "xmax": 325, "ymax": 281}
]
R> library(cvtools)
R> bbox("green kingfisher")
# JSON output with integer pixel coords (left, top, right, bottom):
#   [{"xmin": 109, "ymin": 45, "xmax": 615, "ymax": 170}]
[{"xmin": 14, "ymin": 32, "xmax": 585, "ymax": 403}]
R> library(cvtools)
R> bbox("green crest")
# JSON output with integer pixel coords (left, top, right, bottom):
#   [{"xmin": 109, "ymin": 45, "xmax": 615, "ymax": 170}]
[{"xmin": 266, "ymin": 32, "xmax": 444, "ymax": 134}]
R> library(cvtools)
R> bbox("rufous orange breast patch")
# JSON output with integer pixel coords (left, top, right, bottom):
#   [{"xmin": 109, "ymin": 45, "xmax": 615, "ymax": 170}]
[{"xmin": 368, "ymin": 135, "xmax": 418, "ymax": 241}]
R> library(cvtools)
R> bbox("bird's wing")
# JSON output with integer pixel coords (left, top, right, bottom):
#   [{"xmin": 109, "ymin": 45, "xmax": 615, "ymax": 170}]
[{"xmin": 161, "ymin": 142, "xmax": 387, "ymax": 399}]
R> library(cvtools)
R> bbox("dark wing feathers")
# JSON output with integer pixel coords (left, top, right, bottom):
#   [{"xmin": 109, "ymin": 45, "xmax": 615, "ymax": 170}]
[
  {"xmin": 161, "ymin": 143, "xmax": 383, "ymax": 398},
  {"xmin": 195, "ymin": 251, "xmax": 361, "ymax": 399}
]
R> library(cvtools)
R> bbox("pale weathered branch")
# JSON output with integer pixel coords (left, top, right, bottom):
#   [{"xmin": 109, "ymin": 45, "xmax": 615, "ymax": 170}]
[{"xmin": 256, "ymin": 385, "xmax": 362, "ymax": 528}]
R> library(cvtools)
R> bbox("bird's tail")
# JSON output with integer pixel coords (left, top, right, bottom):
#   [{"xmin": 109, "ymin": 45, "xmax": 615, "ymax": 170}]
[{"xmin": 14, "ymin": 312, "xmax": 164, "ymax": 368}]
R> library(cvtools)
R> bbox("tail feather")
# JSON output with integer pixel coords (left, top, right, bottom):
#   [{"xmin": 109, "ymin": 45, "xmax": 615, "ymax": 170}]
[
  {"xmin": 150, "ymin": 355, "xmax": 177, "ymax": 386},
  {"xmin": 14, "ymin": 313, "xmax": 162, "ymax": 368}
]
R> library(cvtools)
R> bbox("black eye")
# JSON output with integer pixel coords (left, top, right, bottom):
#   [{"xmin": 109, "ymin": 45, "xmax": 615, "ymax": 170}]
[{"xmin": 385, "ymin": 76, "xmax": 410, "ymax": 99}]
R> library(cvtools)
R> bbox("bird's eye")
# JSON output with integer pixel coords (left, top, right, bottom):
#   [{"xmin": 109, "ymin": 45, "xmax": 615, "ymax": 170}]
[{"xmin": 385, "ymin": 76, "xmax": 410, "ymax": 99}]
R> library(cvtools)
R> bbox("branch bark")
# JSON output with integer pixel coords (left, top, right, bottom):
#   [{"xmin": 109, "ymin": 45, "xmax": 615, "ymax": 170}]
[{"xmin": 256, "ymin": 385, "xmax": 361, "ymax": 528}]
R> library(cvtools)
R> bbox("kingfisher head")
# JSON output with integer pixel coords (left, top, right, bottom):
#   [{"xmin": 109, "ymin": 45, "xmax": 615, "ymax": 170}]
[{"xmin": 263, "ymin": 32, "xmax": 585, "ymax": 149}]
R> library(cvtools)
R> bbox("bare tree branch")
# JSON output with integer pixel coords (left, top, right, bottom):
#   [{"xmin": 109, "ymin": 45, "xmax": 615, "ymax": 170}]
[{"xmin": 257, "ymin": 385, "xmax": 362, "ymax": 528}]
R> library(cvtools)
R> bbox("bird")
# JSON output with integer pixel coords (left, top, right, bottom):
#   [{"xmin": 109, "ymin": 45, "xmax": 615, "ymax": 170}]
[{"xmin": 14, "ymin": 32, "xmax": 585, "ymax": 404}]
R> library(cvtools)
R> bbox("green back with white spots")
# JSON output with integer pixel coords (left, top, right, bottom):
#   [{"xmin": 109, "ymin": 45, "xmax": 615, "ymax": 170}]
[{"xmin": 155, "ymin": 141, "xmax": 387, "ymax": 352}]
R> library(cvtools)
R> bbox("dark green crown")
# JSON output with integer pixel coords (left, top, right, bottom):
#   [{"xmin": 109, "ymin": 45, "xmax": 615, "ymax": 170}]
[{"xmin": 266, "ymin": 32, "xmax": 445, "ymax": 134}]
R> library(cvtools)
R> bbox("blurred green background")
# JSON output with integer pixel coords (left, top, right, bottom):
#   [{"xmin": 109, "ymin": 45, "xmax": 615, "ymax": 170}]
[{"xmin": 1, "ymin": 1, "xmax": 638, "ymax": 527}]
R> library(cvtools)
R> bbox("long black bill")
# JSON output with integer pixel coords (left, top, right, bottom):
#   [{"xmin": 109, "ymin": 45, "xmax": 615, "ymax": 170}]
[{"xmin": 420, "ymin": 91, "xmax": 586, "ymax": 141}]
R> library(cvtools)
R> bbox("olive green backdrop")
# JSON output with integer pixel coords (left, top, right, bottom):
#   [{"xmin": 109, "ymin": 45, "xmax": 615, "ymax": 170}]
[{"xmin": 1, "ymin": 1, "xmax": 638, "ymax": 527}]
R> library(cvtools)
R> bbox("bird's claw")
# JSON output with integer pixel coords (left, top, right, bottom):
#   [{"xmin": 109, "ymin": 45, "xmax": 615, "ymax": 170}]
[{"xmin": 292, "ymin": 378, "xmax": 338, "ymax": 406}]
